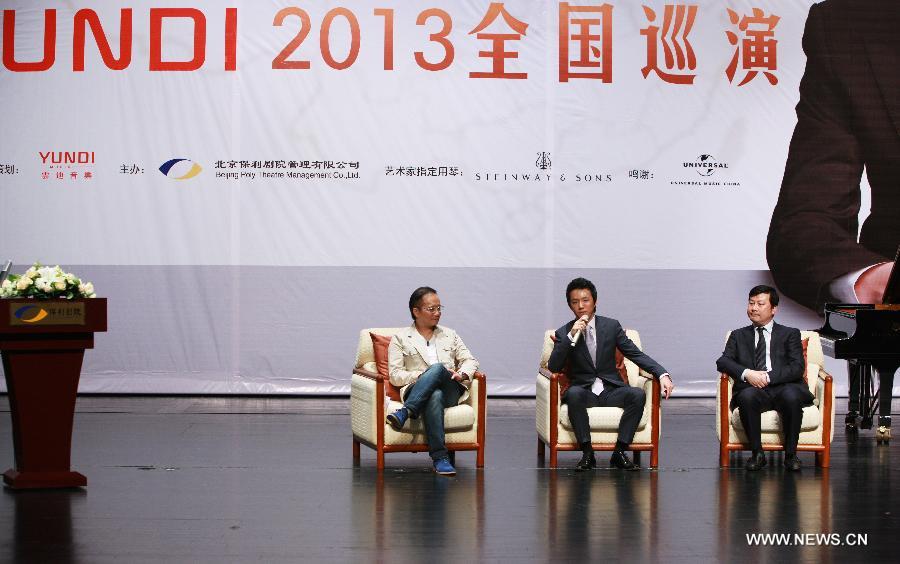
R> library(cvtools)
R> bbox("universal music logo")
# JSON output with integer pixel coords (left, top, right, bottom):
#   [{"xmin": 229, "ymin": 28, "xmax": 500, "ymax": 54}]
[
  {"xmin": 670, "ymin": 153, "xmax": 741, "ymax": 187},
  {"xmin": 684, "ymin": 154, "xmax": 728, "ymax": 177},
  {"xmin": 474, "ymin": 152, "xmax": 612, "ymax": 183}
]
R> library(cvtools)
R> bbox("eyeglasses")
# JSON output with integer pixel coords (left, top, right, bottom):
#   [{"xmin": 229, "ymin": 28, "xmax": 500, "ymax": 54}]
[{"xmin": 420, "ymin": 306, "xmax": 444, "ymax": 313}]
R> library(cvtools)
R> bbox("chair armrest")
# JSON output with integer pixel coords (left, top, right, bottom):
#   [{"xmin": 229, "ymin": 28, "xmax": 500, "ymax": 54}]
[
  {"xmin": 467, "ymin": 372, "xmax": 487, "ymax": 402},
  {"xmin": 353, "ymin": 367, "xmax": 385, "ymax": 382},
  {"xmin": 351, "ymin": 371, "xmax": 383, "ymax": 443},
  {"xmin": 718, "ymin": 372, "xmax": 733, "ymax": 400},
  {"xmin": 538, "ymin": 367, "xmax": 556, "ymax": 381},
  {"xmin": 717, "ymin": 372, "xmax": 732, "ymax": 441},
  {"xmin": 815, "ymin": 366, "xmax": 833, "ymax": 405},
  {"xmin": 637, "ymin": 369, "xmax": 654, "ymax": 380}
]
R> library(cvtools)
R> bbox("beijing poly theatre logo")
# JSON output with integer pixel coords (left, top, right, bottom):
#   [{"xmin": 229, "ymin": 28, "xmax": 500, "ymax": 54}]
[
  {"xmin": 159, "ymin": 158, "xmax": 203, "ymax": 180},
  {"xmin": 14, "ymin": 305, "xmax": 49, "ymax": 323}
]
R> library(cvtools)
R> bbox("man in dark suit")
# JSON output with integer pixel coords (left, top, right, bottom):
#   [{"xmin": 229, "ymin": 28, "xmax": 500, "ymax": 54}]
[
  {"xmin": 548, "ymin": 277, "xmax": 674, "ymax": 471},
  {"xmin": 717, "ymin": 285, "xmax": 814, "ymax": 471},
  {"xmin": 767, "ymin": 0, "xmax": 898, "ymax": 311}
]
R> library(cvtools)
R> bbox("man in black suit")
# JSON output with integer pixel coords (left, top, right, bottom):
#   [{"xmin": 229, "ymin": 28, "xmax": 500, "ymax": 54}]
[
  {"xmin": 548, "ymin": 278, "xmax": 674, "ymax": 471},
  {"xmin": 717, "ymin": 285, "xmax": 814, "ymax": 471},
  {"xmin": 767, "ymin": 0, "xmax": 898, "ymax": 311}
]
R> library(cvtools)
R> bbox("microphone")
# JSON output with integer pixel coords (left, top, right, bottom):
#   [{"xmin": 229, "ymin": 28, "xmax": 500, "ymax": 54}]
[{"xmin": 569, "ymin": 315, "xmax": 589, "ymax": 347}]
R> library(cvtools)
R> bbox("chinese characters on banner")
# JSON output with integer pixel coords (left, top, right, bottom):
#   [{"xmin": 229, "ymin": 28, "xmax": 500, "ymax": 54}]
[
  {"xmin": 640, "ymin": 4, "xmax": 698, "ymax": 84},
  {"xmin": 273, "ymin": 2, "xmax": 779, "ymax": 86},
  {"xmin": 3, "ymin": 3, "xmax": 780, "ymax": 86},
  {"xmin": 725, "ymin": 7, "xmax": 780, "ymax": 85}
]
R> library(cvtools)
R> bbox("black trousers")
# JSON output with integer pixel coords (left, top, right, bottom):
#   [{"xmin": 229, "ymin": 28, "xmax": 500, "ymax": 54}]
[
  {"xmin": 563, "ymin": 384, "xmax": 646, "ymax": 447},
  {"xmin": 732, "ymin": 384, "xmax": 812, "ymax": 454}
]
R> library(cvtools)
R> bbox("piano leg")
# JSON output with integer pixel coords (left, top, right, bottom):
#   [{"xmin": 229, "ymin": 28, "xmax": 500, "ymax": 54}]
[
  {"xmin": 846, "ymin": 361, "xmax": 861, "ymax": 433},
  {"xmin": 875, "ymin": 363, "xmax": 897, "ymax": 445},
  {"xmin": 861, "ymin": 364, "xmax": 876, "ymax": 430}
]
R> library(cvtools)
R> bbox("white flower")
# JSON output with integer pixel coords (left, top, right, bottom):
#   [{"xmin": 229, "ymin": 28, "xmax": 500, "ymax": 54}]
[
  {"xmin": 37, "ymin": 266, "xmax": 57, "ymax": 281},
  {"xmin": 4, "ymin": 264, "xmax": 94, "ymax": 298}
]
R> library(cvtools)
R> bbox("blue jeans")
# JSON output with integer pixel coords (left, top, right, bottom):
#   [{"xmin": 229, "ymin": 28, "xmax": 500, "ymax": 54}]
[{"xmin": 403, "ymin": 364, "xmax": 463, "ymax": 460}]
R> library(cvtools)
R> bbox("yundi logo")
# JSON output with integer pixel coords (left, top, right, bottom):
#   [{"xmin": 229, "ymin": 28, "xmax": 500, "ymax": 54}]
[
  {"xmin": 159, "ymin": 158, "xmax": 203, "ymax": 180},
  {"xmin": 14, "ymin": 305, "xmax": 49, "ymax": 323},
  {"xmin": 39, "ymin": 151, "xmax": 95, "ymax": 165}
]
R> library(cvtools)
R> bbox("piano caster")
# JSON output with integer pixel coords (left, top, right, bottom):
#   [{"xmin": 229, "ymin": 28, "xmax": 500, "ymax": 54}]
[
  {"xmin": 875, "ymin": 426, "xmax": 891, "ymax": 444},
  {"xmin": 845, "ymin": 412, "xmax": 859, "ymax": 432}
]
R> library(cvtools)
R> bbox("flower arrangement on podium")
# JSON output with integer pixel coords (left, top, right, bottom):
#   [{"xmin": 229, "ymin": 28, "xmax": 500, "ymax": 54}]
[{"xmin": 0, "ymin": 263, "xmax": 96, "ymax": 299}]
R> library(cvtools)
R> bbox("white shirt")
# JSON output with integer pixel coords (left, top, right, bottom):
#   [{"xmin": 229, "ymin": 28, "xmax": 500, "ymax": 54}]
[
  {"xmin": 412, "ymin": 330, "xmax": 439, "ymax": 365},
  {"xmin": 742, "ymin": 319, "xmax": 774, "ymax": 383}
]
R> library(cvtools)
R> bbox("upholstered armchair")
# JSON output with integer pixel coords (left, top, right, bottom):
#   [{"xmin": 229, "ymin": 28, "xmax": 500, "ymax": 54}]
[
  {"xmin": 717, "ymin": 330, "xmax": 835, "ymax": 467},
  {"xmin": 536, "ymin": 329, "xmax": 661, "ymax": 468},
  {"xmin": 351, "ymin": 328, "xmax": 486, "ymax": 470}
]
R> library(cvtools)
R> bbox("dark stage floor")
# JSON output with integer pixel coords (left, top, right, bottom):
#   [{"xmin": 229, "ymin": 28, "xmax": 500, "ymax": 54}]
[{"xmin": 0, "ymin": 397, "xmax": 897, "ymax": 563}]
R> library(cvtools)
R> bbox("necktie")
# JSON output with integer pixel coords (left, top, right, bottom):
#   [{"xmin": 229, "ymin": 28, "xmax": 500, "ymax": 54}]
[
  {"xmin": 754, "ymin": 327, "xmax": 767, "ymax": 370},
  {"xmin": 587, "ymin": 324, "xmax": 597, "ymax": 363}
]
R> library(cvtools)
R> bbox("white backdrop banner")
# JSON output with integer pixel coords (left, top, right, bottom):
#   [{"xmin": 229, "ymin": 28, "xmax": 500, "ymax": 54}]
[{"xmin": 0, "ymin": 1, "xmax": 879, "ymax": 395}]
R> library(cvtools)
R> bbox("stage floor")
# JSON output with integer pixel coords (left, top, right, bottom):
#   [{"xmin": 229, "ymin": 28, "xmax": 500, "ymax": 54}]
[{"xmin": 0, "ymin": 397, "xmax": 897, "ymax": 562}]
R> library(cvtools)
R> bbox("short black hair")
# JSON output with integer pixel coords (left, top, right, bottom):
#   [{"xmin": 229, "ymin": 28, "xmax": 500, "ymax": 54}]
[
  {"xmin": 749, "ymin": 284, "xmax": 779, "ymax": 307},
  {"xmin": 409, "ymin": 286, "xmax": 437, "ymax": 319},
  {"xmin": 566, "ymin": 277, "xmax": 597, "ymax": 302}
]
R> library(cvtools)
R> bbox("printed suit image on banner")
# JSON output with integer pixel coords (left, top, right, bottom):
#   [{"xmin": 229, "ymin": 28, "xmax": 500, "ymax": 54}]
[{"xmin": 0, "ymin": 0, "xmax": 897, "ymax": 395}]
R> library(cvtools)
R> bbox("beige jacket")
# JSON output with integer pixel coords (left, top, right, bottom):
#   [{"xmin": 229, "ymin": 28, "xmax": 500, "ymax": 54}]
[{"xmin": 388, "ymin": 324, "xmax": 479, "ymax": 404}]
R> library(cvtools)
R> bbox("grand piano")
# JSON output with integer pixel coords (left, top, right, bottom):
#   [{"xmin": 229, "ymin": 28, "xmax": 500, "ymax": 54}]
[{"xmin": 817, "ymin": 248, "xmax": 900, "ymax": 444}]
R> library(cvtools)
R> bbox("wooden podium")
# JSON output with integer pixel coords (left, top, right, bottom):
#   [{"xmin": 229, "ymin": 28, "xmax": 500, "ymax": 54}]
[{"xmin": 0, "ymin": 298, "xmax": 107, "ymax": 489}]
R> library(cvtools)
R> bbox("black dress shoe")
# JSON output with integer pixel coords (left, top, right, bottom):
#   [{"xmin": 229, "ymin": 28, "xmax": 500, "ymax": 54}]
[
  {"xmin": 610, "ymin": 450, "xmax": 638, "ymax": 470},
  {"xmin": 745, "ymin": 451, "xmax": 767, "ymax": 471},
  {"xmin": 784, "ymin": 454, "xmax": 802, "ymax": 471},
  {"xmin": 574, "ymin": 452, "xmax": 597, "ymax": 471}
]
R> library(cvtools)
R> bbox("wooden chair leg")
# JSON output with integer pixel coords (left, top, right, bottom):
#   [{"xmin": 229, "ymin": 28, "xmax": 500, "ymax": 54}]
[
  {"xmin": 549, "ymin": 444, "xmax": 558, "ymax": 468},
  {"xmin": 650, "ymin": 447, "xmax": 659, "ymax": 469},
  {"xmin": 820, "ymin": 442, "xmax": 831, "ymax": 468},
  {"xmin": 477, "ymin": 445, "xmax": 485, "ymax": 468},
  {"xmin": 376, "ymin": 449, "xmax": 385, "ymax": 471},
  {"xmin": 719, "ymin": 437, "xmax": 729, "ymax": 468},
  {"xmin": 633, "ymin": 451, "xmax": 642, "ymax": 466},
  {"xmin": 448, "ymin": 451, "xmax": 456, "ymax": 465},
  {"xmin": 353, "ymin": 438, "xmax": 361, "ymax": 465},
  {"xmin": 537, "ymin": 438, "xmax": 545, "ymax": 462}
]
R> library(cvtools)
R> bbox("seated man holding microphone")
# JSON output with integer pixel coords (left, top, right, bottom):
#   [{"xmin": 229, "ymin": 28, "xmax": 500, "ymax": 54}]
[{"xmin": 549, "ymin": 278, "xmax": 674, "ymax": 471}]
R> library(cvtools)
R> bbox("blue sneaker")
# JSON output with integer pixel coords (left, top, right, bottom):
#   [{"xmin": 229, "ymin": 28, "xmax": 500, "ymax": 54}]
[
  {"xmin": 433, "ymin": 457, "xmax": 456, "ymax": 476},
  {"xmin": 386, "ymin": 407, "xmax": 409, "ymax": 431}
]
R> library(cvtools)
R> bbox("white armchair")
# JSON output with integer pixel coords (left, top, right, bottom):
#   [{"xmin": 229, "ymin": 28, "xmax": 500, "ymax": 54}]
[
  {"xmin": 351, "ymin": 328, "xmax": 486, "ymax": 470},
  {"xmin": 717, "ymin": 330, "xmax": 835, "ymax": 467},
  {"xmin": 536, "ymin": 329, "xmax": 661, "ymax": 468}
]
